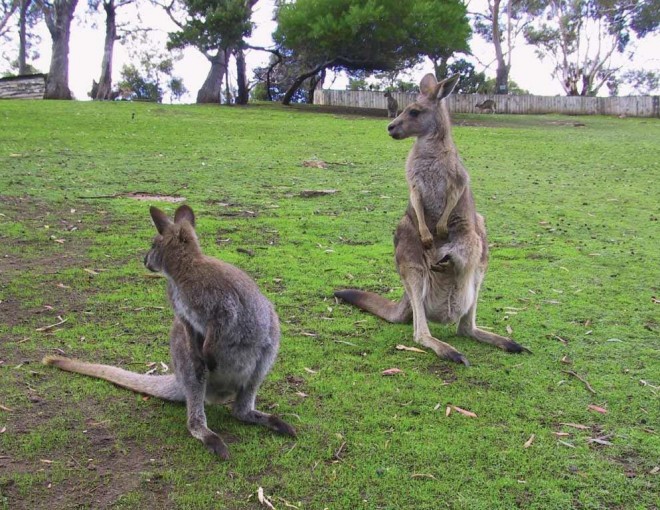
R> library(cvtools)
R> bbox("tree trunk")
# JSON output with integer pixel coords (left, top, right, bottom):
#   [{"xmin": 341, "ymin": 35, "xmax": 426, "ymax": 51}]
[
  {"xmin": 43, "ymin": 0, "xmax": 79, "ymax": 99},
  {"xmin": 491, "ymin": 0, "xmax": 509, "ymax": 94},
  {"xmin": 94, "ymin": 0, "xmax": 116, "ymax": 100},
  {"xmin": 18, "ymin": 0, "xmax": 32, "ymax": 75},
  {"xmin": 196, "ymin": 50, "xmax": 227, "ymax": 103},
  {"xmin": 282, "ymin": 60, "xmax": 334, "ymax": 105},
  {"xmin": 224, "ymin": 49, "xmax": 231, "ymax": 104},
  {"xmin": 234, "ymin": 48, "xmax": 249, "ymax": 105},
  {"xmin": 306, "ymin": 68, "xmax": 325, "ymax": 104}
]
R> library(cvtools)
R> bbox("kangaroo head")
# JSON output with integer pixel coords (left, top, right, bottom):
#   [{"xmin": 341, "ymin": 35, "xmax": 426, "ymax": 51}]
[
  {"xmin": 144, "ymin": 204, "xmax": 199, "ymax": 273},
  {"xmin": 387, "ymin": 73, "xmax": 459, "ymax": 141}
]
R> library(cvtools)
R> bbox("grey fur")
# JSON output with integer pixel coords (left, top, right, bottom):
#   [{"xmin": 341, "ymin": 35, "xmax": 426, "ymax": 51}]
[
  {"xmin": 44, "ymin": 205, "xmax": 295, "ymax": 459},
  {"xmin": 384, "ymin": 91, "xmax": 399, "ymax": 118},
  {"xmin": 335, "ymin": 74, "xmax": 529, "ymax": 365},
  {"xmin": 475, "ymin": 99, "xmax": 496, "ymax": 114}
]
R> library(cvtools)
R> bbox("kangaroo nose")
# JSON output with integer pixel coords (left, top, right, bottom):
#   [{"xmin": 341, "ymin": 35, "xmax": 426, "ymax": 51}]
[{"xmin": 387, "ymin": 123, "xmax": 395, "ymax": 132}]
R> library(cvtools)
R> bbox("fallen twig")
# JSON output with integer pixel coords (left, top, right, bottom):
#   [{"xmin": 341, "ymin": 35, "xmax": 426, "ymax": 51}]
[
  {"xmin": 333, "ymin": 441, "xmax": 347, "ymax": 461},
  {"xmin": 36, "ymin": 316, "xmax": 67, "ymax": 332},
  {"xmin": 562, "ymin": 370, "xmax": 596, "ymax": 394}
]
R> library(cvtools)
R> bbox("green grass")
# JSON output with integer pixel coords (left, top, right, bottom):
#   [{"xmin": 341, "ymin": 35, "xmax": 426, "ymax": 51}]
[{"xmin": 0, "ymin": 100, "xmax": 658, "ymax": 510}]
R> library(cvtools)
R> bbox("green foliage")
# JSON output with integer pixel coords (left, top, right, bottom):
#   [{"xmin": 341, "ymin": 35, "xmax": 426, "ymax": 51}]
[
  {"xmin": 524, "ymin": 0, "xmax": 660, "ymax": 96},
  {"xmin": 275, "ymin": 0, "xmax": 469, "ymax": 72},
  {"xmin": 273, "ymin": 0, "xmax": 470, "ymax": 102},
  {"xmin": 620, "ymin": 69, "xmax": 660, "ymax": 95},
  {"xmin": 448, "ymin": 59, "xmax": 487, "ymax": 94},
  {"xmin": 408, "ymin": 0, "xmax": 470, "ymax": 63},
  {"xmin": 481, "ymin": 76, "xmax": 530, "ymax": 95},
  {"xmin": 118, "ymin": 64, "xmax": 163, "ymax": 102},
  {"xmin": 0, "ymin": 100, "xmax": 658, "ymax": 509},
  {"xmin": 167, "ymin": 0, "xmax": 253, "ymax": 52},
  {"xmin": 117, "ymin": 33, "xmax": 184, "ymax": 102}
]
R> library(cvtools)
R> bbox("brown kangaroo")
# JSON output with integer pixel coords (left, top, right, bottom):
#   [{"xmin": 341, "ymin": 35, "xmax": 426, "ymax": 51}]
[
  {"xmin": 335, "ymin": 74, "xmax": 528, "ymax": 366},
  {"xmin": 384, "ymin": 91, "xmax": 399, "ymax": 118},
  {"xmin": 475, "ymin": 99, "xmax": 496, "ymax": 114},
  {"xmin": 43, "ymin": 205, "xmax": 296, "ymax": 458}
]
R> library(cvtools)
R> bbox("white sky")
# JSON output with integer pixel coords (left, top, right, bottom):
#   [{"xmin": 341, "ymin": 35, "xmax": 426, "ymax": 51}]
[{"xmin": 4, "ymin": 0, "xmax": 659, "ymax": 101}]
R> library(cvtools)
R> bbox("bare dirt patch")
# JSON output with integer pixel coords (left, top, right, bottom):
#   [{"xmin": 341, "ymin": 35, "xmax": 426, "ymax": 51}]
[{"xmin": 0, "ymin": 381, "xmax": 173, "ymax": 510}]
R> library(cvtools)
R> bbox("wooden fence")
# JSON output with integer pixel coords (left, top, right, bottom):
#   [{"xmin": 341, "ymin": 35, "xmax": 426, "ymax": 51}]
[
  {"xmin": 0, "ymin": 74, "xmax": 47, "ymax": 100},
  {"xmin": 313, "ymin": 89, "xmax": 660, "ymax": 118}
]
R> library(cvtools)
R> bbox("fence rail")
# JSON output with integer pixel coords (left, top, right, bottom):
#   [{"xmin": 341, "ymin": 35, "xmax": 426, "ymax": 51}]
[
  {"xmin": 0, "ymin": 74, "xmax": 47, "ymax": 100},
  {"xmin": 313, "ymin": 89, "xmax": 660, "ymax": 118}
]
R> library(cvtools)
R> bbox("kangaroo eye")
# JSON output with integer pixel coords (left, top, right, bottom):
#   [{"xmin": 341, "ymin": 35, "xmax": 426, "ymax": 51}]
[{"xmin": 409, "ymin": 109, "xmax": 420, "ymax": 117}]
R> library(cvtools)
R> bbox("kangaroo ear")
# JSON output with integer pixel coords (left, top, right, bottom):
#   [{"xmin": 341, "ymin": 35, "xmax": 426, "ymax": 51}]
[
  {"xmin": 174, "ymin": 204, "xmax": 195, "ymax": 227},
  {"xmin": 419, "ymin": 73, "xmax": 439, "ymax": 98},
  {"xmin": 150, "ymin": 206, "xmax": 171, "ymax": 235},
  {"xmin": 437, "ymin": 74, "xmax": 460, "ymax": 101}
]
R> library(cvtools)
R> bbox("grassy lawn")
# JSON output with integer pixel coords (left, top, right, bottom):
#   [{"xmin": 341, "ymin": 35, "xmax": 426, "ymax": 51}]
[{"xmin": 0, "ymin": 100, "xmax": 658, "ymax": 510}]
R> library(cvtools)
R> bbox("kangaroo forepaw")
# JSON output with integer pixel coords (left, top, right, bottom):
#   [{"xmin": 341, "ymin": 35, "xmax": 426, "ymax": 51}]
[
  {"xmin": 421, "ymin": 233, "xmax": 434, "ymax": 249},
  {"xmin": 268, "ymin": 415, "xmax": 297, "ymax": 437},
  {"xmin": 203, "ymin": 434, "xmax": 230, "ymax": 459},
  {"xmin": 430, "ymin": 254, "xmax": 452, "ymax": 272}
]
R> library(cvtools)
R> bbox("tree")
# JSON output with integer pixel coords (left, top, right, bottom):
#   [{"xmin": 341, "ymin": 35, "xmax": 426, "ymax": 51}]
[
  {"xmin": 37, "ymin": 0, "xmax": 79, "ymax": 98},
  {"xmin": 17, "ymin": 0, "xmax": 41, "ymax": 74},
  {"xmin": 88, "ymin": 0, "xmax": 135, "ymax": 100},
  {"xmin": 251, "ymin": 48, "xmax": 315, "ymax": 103},
  {"xmin": 620, "ymin": 69, "xmax": 660, "ymax": 95},
  {"xmin": 117, "ymin": 32, "xmax": 184, "ymax": 102},
  {"xmin": 164, "ymin": 0, "xmax": 255, "ymax": 103},
  {"xmin": 0, "ymin": 0, "xmax": 18, "ymax": 38},
  {"xmin": 472, "ymin": 0, "xmax": 543, "ymax": 94},
  {"xmin": 524, "ymin": 0, "xmax": 660, "ymax": 96},
  {"xmin": 274, "ymin": 0, "xmax": 470, "ymax": 105},
  {"xmin": 447, "ymin": 59, "xmax": 487, "ymax": 94},
  {"xmin": 411, "ymin": 0, "xmax": 471, "ymax": 79},
  {"xmin": 1, "ymin": 0, "xmax": 42, "ymax": 75}
]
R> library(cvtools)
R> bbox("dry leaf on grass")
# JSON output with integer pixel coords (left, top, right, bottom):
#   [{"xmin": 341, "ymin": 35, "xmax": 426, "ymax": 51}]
[
  {"xmin": 560, "ymin": 422, "xmax": 590, "ymax": 430},
  {"xmin": 36, "ymin": 316, "xmax": 67, "ymax": 332},
  {"xmin": 524, "ymin": 434, "xmax": 535, "ymax": 448},
  {"xmin": 302, "ymin": 160, "xmax": 328, "ymax": 169},
  {"xmin": 445, "ymin": 406, "xmax": 452, "ymax": 417},
  {"xmin": 587, "ymin": 404, "xmax": 608, "ymax": 414},
  {"xmin": 0, "ymin": 427, "xmax": 6, "ymax": 433},
  {"xmin": 452, "ymin": 406, "xmax": 477, "ymax": 418},
  {"xmin": 303, "ymin": 367, "xmax": 317, "ymax": 374},
  {"xmin": 0, "ymin": 404, "xmax": 13, "ymax": 412},
  {"xmin": 381, "ymin": 368, "xmax": 404, "ymax": 376},
  {"xmin": 588, "ymin": 437, "xmax": 613, "ymax": 446},
  {"xmin": 411, "ymin": 473, "xmax": 437, "ymax": 479},
  {"xmin": 395, "ymin": 344, "xmax": 426, "ymax": 353},
  {"xmin": 257, "ymin": 487, "xmax": 276, "ymax": 509}
]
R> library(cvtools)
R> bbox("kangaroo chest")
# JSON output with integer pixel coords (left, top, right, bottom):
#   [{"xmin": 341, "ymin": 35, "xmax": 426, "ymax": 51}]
[{"xmin": 168, "ymin": 283, "xmax": 206, "ymax": 334}]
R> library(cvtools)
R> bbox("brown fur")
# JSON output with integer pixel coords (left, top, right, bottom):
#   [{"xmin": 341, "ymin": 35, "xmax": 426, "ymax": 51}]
[
  {"xmin": 475, "ymin": 99, "xmax": 496, "ymax": 114},
  {"xmin": 336, "ymin": 74, "xmax": 529, "ymax": 365},
  {"xmin": 384, "ymin": 91, "xmax": 399, "ymax": 118}
]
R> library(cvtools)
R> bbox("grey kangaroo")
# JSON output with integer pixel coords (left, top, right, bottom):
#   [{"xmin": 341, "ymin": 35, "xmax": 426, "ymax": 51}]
[
  {"xmin": 43, "ymin": 205, "xmax": 296, "ymax": 459},
  {"xmin": 335, "ymin": 74, "xmax": 528, "ymax": 366},
  {"xmin": 475, "ymin": 99, "xmax": 496, "ymax": 114},
  {"xmin": 384, "ymin": 91, "xmax": 399, "ymax": 118}
]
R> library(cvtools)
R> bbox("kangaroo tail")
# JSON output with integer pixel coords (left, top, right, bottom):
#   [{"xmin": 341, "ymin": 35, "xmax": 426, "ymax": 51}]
[
  {"xmin": 43, "ymin": 355, "xmax": 185, "ymax": 402},
  {"xmin": 334, "ymin": 289, "xmax": 411, "ymax": 323}
]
